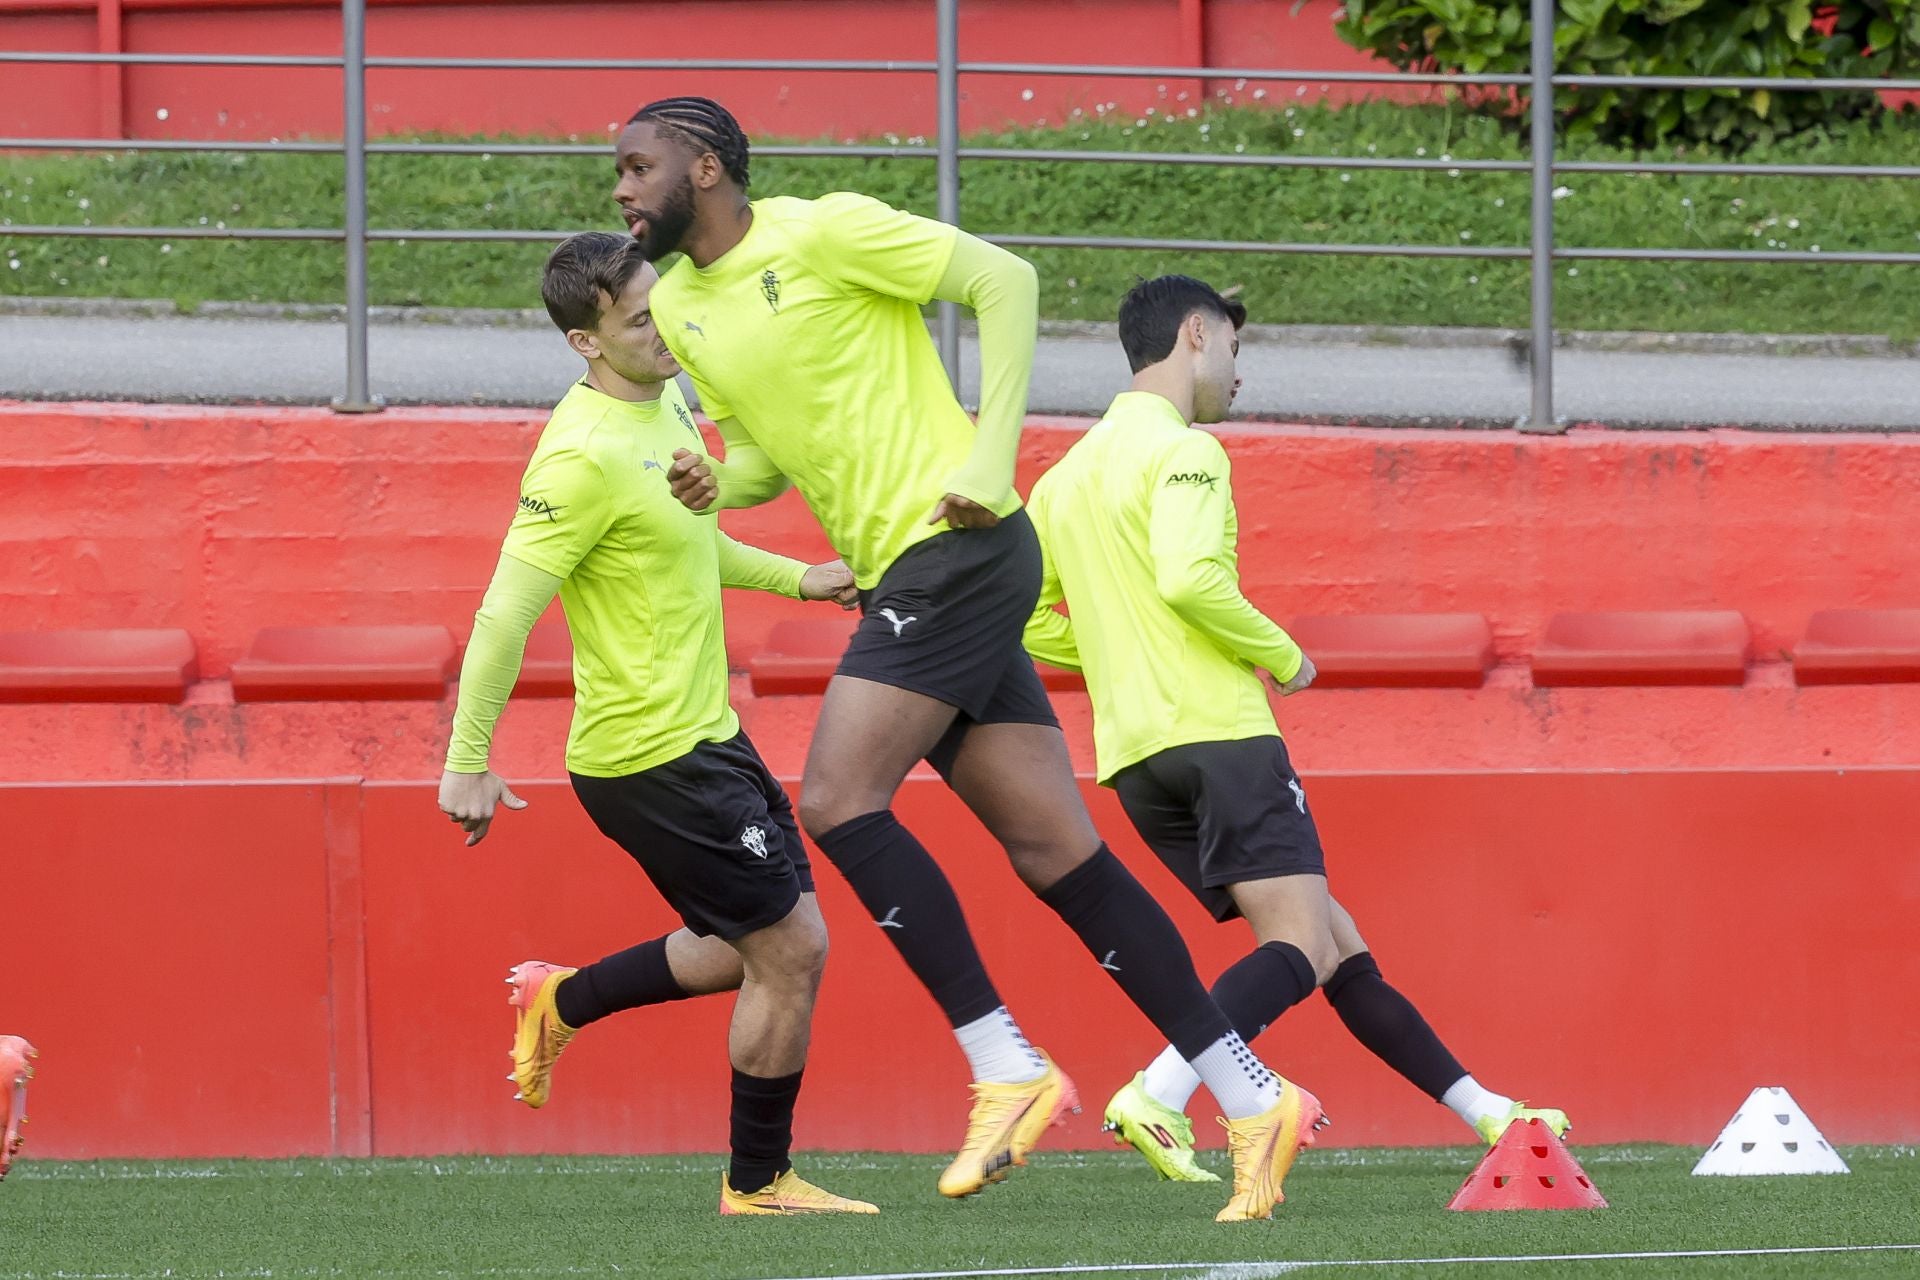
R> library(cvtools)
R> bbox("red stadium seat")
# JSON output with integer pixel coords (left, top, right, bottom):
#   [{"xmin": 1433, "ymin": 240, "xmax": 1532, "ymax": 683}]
[
  {"xmin": 1285, "ymin": 614, "xmax": 1495, "ymax": 688},
  {"xmin": 512, "ymin": 622, "xmax": 575, "ymax": 698},
  {"xmin": 1532, "ymin": 611, "xmax": 1750, "ymax": 687},
  {"xmin": 1792, "ymin": 609, "xmax": 1920, "ymax": 685},
  {"xmin": 0, "ymin": 628, "xmax": 198, "ymax": 703},
  {"xmin": 749, "ymin": 618, "xmax": 858, "ymax": 696},
  {"xmin": 230, "ymin": 626, "xmax": 458, "ymax": 701}
]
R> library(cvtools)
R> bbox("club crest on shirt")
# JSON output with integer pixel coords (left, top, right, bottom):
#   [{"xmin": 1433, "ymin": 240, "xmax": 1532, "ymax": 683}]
[
  {"xmin": 760, "ymin": 269, "xmax": 781, "ymax": 313},
  {"xmin": 518, "ymin": 494, "xmax": 564, "ymax": 522}
]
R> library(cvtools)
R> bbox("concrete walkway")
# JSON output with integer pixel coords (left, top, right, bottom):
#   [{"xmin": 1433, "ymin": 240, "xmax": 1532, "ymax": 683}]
[{"xmin": 5, "ymin": 303, "xmax": 1919, "ymax": 428}]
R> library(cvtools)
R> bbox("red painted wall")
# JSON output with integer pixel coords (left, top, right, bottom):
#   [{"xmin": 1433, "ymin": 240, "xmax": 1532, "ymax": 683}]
[
  {"xmin": 0, "ymin": 0, "xmax": 1398, "ymax": 143},
  {"xmin": 6, "ymin": 400, "xmax": 1920, "ymax": 786},
  {"xmin": 12, "ymin": 769, "xmax": 1920, "ymax": 1158}
]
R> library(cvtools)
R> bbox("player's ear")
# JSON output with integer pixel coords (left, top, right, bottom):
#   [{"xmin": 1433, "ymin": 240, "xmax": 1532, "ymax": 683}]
[
  {"xmin": 566, "ymin": 327, "xmax": 601, "ymax": 361},
  {"xmin": 692, "ymin": 151, "xmax": 723, "ymax": 192},
  {"xmin": 1183, "ymin": 311, "xmax": 1209, "ymax": 353}
]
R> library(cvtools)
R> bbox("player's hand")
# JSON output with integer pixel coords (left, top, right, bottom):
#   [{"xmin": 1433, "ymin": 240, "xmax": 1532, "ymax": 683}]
[
  {"xmin": 800, "ymin": 559, "xmax": 859, "ymax": 610},
  {"xmin": 928, "ymin": 493, "xmax": 1000, "ymax": 529},
  {"xmin": 668, "ymin": 449, "xmax": 719, "ymax": 512},
  {"xmin": 438, "ymin": 768, "xmax": 527, "ymax": 847},
  {"xmin": 1266, "ymin": 654, "xmax": 1317, "ymax": 696}
]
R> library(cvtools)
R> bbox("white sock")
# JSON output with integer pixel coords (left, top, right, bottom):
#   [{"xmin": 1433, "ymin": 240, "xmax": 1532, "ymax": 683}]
[
  {"xmin": 1140, "ymin": 1045, "xmax": 1203, "ymax": 1112},
  {"xmin": 1190, "ymin": 1032, "xmax": 1281, "ymax": 1120},
  {"xmin": 1441, "ymin": 1074, "xmax": 1515, "ymax": 1132},
  {"xmin": 953, "ymin": 1006, "xmax": 1047, "ymax": 1084}
]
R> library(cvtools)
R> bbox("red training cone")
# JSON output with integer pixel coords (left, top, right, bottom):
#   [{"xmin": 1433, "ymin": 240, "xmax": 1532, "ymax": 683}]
[{"xmin": 1446, "ymin": 1117, "xmax": 1607, "ymax": 1211}]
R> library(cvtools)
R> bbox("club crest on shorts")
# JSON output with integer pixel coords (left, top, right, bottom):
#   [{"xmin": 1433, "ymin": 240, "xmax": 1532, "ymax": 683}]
[{"xmin": 741, "ymin": 825, "xmax": 770, "ymax": 859}]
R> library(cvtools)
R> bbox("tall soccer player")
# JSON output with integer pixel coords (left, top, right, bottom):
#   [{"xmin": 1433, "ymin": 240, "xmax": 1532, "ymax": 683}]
[
  {"xmin": 618, "ymin": 97, "xmax": 1320, "ymax": 1219},
  {"xmin": 438, "ymin": 232, "xmax": 877, "ymax": 1217},
  {"xmin": 1023, "ymin": 275, "xmax": 1570, "ymax": 1183}
]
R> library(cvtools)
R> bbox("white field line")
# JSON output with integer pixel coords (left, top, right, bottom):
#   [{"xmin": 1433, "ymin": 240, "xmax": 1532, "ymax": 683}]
[
  {"xmin": 756, "ymin": 1244, "xmax": 1920, "ymax": 1280},
  {"xmin": 4, "ymin": 1245, "xmax": 1918, "ymax": 1280}
]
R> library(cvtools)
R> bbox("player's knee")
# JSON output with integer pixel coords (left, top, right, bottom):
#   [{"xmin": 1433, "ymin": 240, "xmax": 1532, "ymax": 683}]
[
  {"xmin": 798, "ymin": 787, "xmax": 876, "ymax": 841},
  {"xmin": 1291, "ymin": 931, "xmax": 1340, "ymax": 987}
]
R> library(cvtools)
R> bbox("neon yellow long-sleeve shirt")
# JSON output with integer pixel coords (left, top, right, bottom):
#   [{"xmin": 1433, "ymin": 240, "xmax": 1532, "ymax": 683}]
[{"xmin": 1024, "ymin": 391, "xmax": 1303, "ymax": 783}]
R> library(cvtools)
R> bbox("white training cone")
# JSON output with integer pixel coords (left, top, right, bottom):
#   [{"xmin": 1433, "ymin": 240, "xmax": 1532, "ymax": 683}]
[{"xmin": 1692, "ymin": 1086, "xmax": 1849, "ymax": 1176}]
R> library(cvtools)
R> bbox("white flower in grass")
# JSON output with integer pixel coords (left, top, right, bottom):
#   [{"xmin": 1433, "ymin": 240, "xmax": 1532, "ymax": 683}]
[
  {"xmin": 1415, "ymin": 146, "xmax": 1426, "ymax": 156},
  {"xmin": 1460, "ymin": 230, "xmax": 1472, "ymax": 240},
  {"xmin": 1293, "ymin": 127, "xmax": 1305, "ymax": 138},
  {"xmin": 6, "ymin": 259, "xmax": 19, "ymax": 271},
  {"xmin": 1468, "ymin": 275, "xmax": 1479, "ymax": 285},
  {"xmin": 1253, "ymin": 89, "xmax": 1267, "ymax": 100},
  {"xmin": 1787, "ymin": 218, "xmax": 1800, "ymax": 229},
  {"xmin": 1552, "ymin": 185, "xmax": 1572, "ymax": 200},
  {"xmin": 161, "ymin": 244, "xmax": 171, "ymax": 253},
  {"xmin": 1811, "ymin": 245, "xmax": 1821, "ymax": 253},
  {"xmin": 1494, "ymin": 197, "xmax": 1505, "ymax": 207},
  {"xmin": 1234, "ymin": 143, "xmax": 1246, "ymax": 153},
  {"xmin": 1680, "ymin": 197, "xmax": 1692, "ymax": 207},
  {"xmin": 1340, "ymin": 173, "xmax": 1351, "ymax": 182},
  {"xmin": 96, "ymin": 255, "xmax": 108, "ymax": 267}
]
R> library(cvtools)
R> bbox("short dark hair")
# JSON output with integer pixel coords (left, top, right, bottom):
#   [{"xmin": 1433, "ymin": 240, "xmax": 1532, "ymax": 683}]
[
  {"xmin": 1117, "ymin": 274, "xmax": 1247, "ymax": 374},
  {"xmin": 629, "ymin": 95, "xmax": 751, "ymax": 189},
  {"xmin": 541, "ymin": 231, "xmax": 649, "ymax": 333}
]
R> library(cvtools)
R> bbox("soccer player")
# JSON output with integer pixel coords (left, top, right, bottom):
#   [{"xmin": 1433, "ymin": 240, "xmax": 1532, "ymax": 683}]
[
  {"xmin": 0, "ymin": 1035, "xmax": 34, "ymax": 1180},
  {"xmin": 438, "ymin": 231, "xmax": 876, "ymax": 1217},
  {"xmin": 617, "ymin": 96, "xmax": 1321, "ymax": 1219},
  {"xmin": 1023, "ymin": 274, "xmax": 1570, "ymax": 1182}
]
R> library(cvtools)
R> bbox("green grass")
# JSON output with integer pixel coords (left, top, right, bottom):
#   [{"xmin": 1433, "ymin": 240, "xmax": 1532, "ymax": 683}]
[
  {"xmin": 5, "ymin": 101, "xmax": 1920, "ymax": 336},
  {"xmin": 2, "ymin": 1146, "xmax": 1916, "ymax": 1279}
]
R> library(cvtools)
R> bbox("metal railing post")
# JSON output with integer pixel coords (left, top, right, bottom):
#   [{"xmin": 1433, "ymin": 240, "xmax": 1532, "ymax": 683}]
[
  {"xmin": 935, "ymin": 0, "xmax": 961, "ymax": 388},
  {"xmin": 333, "ymin": 0, "xmax": 383, "ymax": 413},
  {"xmin": 1519, "ymin": 0, "xmax": 1559, "ymax": 433}
]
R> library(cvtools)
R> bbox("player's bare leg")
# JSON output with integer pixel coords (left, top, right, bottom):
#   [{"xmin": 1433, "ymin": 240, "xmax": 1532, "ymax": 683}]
[
  {"xmin": 945, "ymin": 719, "xmax": 1320, "ymax": 1217},
  {"xmin": 801, "ymin": 675, "xmax": 1068, "ymax": 1197},
  {"xmin": 716, "ymin": 896, "xmax": 876, "ymax": 1215}
]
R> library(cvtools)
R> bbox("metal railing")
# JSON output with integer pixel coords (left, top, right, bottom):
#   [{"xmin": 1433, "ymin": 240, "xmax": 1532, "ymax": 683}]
[{"xmin": 6, "ymin": 0, "xmax": 1920, "ymax": 426}]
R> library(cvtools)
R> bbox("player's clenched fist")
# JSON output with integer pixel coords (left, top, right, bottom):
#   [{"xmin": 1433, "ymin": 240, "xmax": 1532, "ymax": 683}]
[
  {"xmin": 438, "ymin": 768, "xmax": 528, "ymax": 846},
  {"xmin": 800, "ymin": 559, "xmax": 860, "ymax": 610},
  {"xmin": 668, "ymin": 448, "xmax": 719, "ymax": 511}
]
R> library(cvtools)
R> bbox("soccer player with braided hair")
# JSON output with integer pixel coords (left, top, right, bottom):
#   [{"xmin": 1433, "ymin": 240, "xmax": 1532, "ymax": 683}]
[{"xmin": 616, "ymin": 95, "xmax": 1324, "ymax": 1220}]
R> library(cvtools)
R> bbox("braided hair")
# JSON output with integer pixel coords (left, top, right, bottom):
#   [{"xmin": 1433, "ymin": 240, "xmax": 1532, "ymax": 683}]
[{"xmin": 629, "ymin": 96, "xmax": 751, "ymax": 189}]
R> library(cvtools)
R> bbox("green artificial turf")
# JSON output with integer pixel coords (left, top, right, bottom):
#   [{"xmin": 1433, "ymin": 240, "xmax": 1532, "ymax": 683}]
[{"xmin": 2, "ymin": 1145, "xmax": 1915, "ymax": 1279}]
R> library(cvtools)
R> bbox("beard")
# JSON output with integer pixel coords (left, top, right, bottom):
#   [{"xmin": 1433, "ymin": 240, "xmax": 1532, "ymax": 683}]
[{"xmin": 631, "ymin": 173, "xmax": 698, "ymax": 262}]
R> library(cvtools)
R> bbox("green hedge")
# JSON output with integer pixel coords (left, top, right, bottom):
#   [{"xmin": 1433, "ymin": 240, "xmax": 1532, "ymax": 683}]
[{"xmin": 1336, "ymin": 1, "xmax": 1920, "ymax": 148}]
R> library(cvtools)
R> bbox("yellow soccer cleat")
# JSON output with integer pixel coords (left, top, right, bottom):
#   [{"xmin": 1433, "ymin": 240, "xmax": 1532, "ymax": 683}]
[
  {"xmin": 937, "ymin": 1053, "xmax": 1081, "ymax": 1198},
  {"xmin": 506, "ymin": 960, "xmax": 578, "ymax": 1109},
  {"xmin": 1215, "ymin": 1078, "xmax": 1326, "ymax": 1222},
  {"xmin": 719, "ymin": 1168, "xmax": 880, "ymax": 1216},
  {"xmin": 1475, "ymin": 1102, "xmax": 1572, "ymax": 1146},
  {"xmin": 0, "ymin": 1036, "xmax": 36, "ymax": 1181},
  {"xmin": 1103, "ymin": 1072, "xmax": 1220, "ymax": 1183}
]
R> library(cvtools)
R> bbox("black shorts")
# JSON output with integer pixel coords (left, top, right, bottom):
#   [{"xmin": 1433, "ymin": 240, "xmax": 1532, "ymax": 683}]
[
  {"xmin": 839, "ymin": 508, "xmax": 1059, "ymax": 775},
  {"xmin": 1112, "ymin": 735, "xmax": 1327, "ymax": 923},
  {"xmin": 570, "ymin": 731, "xmax": 813, "ymax": 941}
]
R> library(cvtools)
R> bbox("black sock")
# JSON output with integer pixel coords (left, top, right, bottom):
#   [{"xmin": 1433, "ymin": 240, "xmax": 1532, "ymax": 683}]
[
  {"xmin": 1036, "ymin": 846, "xmax": 1230, "ymax": 1060},
  {"xmin": 728, "ymin": 1067, "xmax": 802, "ymax": 1194},
  {"xmin": 1210, "ymin": 940, "xmax": 1318, "ymax": 1042},
  {"xmin": 1323, "ymin": 951, "xmax": 1467, "ymax": 1100},
  {"xmin": 555, "ymin": 936, "xmax": 690, "ymax": 1029},
  {"xmin": 813, "ymin": 809, "xmax": 1003, "ymax": 1027}
]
